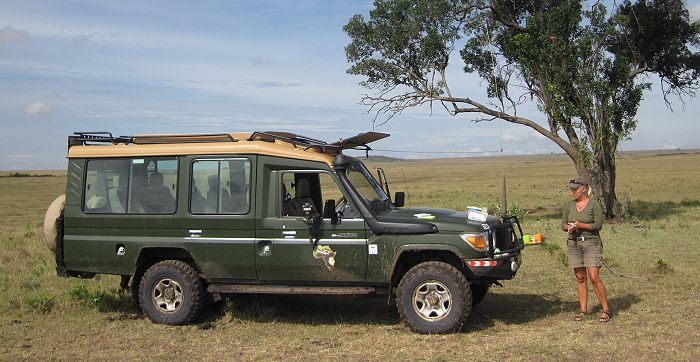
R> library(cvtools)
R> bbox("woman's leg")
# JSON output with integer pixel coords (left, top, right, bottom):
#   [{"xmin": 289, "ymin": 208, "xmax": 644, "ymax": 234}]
[
  {"xmin": 587, "ymin": 266, "xmax": 609, "ymax": 311},
  {"xmin": 574, "ymin": 267, "xmax": 588, "ymax": 312}
]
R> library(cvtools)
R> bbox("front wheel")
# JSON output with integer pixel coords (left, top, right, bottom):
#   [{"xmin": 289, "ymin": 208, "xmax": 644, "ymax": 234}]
[
  {"xmin": 470, "ymin": 281, "xmax": 490, "ymax": 307},
  {"xmin": 397, "ymin": 261, "xmax": 472, "ymax": 334},
  {"xmin": 139, "ymin": 260, "xmax": 205, "ymax": 325}
]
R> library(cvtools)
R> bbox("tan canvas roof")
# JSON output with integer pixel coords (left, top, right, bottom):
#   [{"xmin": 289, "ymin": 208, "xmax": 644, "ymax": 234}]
[{"xmin": 67, "ymin": 131, "xmax": 389, "ymax": 166}]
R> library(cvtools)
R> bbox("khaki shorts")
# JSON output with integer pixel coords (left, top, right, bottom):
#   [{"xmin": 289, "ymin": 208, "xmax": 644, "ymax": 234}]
[{"xmin": 567, "ymin": 237, "xmax": 603, "ymax": 268}]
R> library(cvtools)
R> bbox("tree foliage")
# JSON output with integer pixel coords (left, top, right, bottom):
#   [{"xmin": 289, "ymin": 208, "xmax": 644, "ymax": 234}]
[{"xmin": 344, "ymin": 0, "xmax": 700, "ymax": 217}]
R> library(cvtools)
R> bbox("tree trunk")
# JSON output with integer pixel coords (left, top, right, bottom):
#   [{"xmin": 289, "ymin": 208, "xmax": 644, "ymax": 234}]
[
  {"xmin": 570, "ymin": 149, "xmax": 618, "ymax": 219},
  {"xmin": 587, "ymin": 149, "xmax": 618, "ymax": 218}
]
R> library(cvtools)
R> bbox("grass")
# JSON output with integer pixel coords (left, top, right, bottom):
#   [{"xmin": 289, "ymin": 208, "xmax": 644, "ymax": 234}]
[{"xmin": 1, "ymin": 153, "xmax": 699, "ymax": 360}]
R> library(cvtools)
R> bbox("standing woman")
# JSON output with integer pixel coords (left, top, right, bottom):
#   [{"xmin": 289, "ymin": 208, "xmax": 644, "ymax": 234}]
[{"xmin": 562, "ymin": 176, "xmax": 610, "ymax": 323}]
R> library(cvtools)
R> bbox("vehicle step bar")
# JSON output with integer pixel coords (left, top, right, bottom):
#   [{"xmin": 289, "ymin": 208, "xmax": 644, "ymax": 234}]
[{"xmin": 207, "ymin": 284, "xmax": 377, "ymax": 295}]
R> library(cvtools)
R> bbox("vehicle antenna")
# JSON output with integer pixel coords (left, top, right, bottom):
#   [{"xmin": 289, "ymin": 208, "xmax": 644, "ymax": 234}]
[
  {"xmin": 500, "ymin": 128, "xmax": 507, "ymax": 218},
  {"xmin": 401, "ymin": 168, "xmax": 411, "ymax": 207}
]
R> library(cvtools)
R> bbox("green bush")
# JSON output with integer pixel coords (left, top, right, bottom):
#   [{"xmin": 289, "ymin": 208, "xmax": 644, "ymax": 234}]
[
  {"xmin": 540, "ymin": 242, "xmax": 561, "ymax": 255},
  {"xmin": 490, "ymin": 201, "xmax": 530, "ymax": 221},
  {"xmin": 69, "ymin": 284, "xmax": 106, "ymax": 307},
  {"xmin": 23, "ymin": 292, "xmax": 55, "ymax": 314},
  {"xmin": 655, "ymin": 259, "xmax": 672, "ymax": 274},
  {"xmin": 558, "ymin": 252, "xmax": 569, "ymax": 267}
]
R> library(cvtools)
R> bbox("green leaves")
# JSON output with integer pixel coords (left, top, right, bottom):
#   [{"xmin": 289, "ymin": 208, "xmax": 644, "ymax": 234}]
[
  {"xmin": 345, "ymin": 0, "xmax": 699, "ymax": 217},
  {"xmin": 344, "ymin": 0, "xmax": 467, "ymax": 91}
]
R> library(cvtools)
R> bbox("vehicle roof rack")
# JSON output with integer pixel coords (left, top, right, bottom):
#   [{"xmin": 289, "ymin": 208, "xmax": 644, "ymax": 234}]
[
  {"xmin": 248, "ymin": 131, "xmax": 385, "ymax": 154},
  {"xmin": 68, "ymin": 131, "xmax": 388, "ymax": 155},
  {"xmin": 131, "ymin": 133, "xmax": 237, "ymax": 144},
  {"xmin": 69, "ymin": 132, "xmax": 237, "ymax": 147},
  {"xmin": 248, "ymin": 131, "xmax": 342, "ymax": 153}
]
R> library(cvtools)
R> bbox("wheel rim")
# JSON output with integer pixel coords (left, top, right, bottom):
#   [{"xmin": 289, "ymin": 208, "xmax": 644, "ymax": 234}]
[
  {"xmin": 152, "ymin": 278, "xmax": 183, "ymax": 313},
  {"xmin": 412, "ymin": 280, "xmax": 452, "ymax": 321}
]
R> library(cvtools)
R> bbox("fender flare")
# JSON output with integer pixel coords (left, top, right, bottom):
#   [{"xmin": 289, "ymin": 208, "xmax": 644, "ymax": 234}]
[{"xmin": 388, "ymin": 244, "xmax": 466, "ymax": 284}]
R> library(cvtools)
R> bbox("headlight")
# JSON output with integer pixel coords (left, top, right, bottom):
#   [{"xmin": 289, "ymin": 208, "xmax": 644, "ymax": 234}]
[{"xmin": 460, "ymin": 232, "xmax": 488, "ymax": 251}]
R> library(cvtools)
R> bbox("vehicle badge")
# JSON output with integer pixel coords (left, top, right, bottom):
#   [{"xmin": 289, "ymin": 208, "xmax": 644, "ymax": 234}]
[{"xmin": 312, "ymin": 245, "xmax": 336, "ymax": 271}]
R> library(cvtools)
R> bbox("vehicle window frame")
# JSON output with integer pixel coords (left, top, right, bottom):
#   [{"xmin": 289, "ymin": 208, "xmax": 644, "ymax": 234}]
[
  {"xmin": 278, "ymin": 170, "xmax": 362, "ymax": 221},
  {"xmin": 82, "ymin": 157, "xmax": 179, "ymax": 215},
  {"xmin": 344, "ymin": 161, "xmax": 391, "ymax": 215},
  {"xmin": 189, "ymin": 157, "xmax": 252, "ymax": 215}
]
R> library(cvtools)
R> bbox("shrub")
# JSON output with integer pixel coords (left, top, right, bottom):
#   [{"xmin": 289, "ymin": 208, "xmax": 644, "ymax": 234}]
[
  {"xmin": 23, "ymin": 292, "xmax": 55, "ymax": 314},
  {"xmin": 540, "ymin": 242, "xmax": 561, "ymax": 255},
  {"xmin": 490, "ymin": 201, "xmax": 529, "ymax": 221},
  {"xmin": 558, "ymin": 252, "xmax": 569, "ymax": 267},
  {"xmin": 69, "ymin": 284, "xmax": 106, "ymax": 307},
  {"xmin": 654, "ymin": 259, "xmax": 672, "ymax": 274}
]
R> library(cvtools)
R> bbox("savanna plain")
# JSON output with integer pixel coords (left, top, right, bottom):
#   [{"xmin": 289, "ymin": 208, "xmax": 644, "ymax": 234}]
[{"xmin": 1, "ymin": 151, "xmax": 698, "ymax": 361}]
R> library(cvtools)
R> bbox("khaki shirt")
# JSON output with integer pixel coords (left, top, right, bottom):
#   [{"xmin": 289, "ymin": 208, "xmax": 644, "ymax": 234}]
[{"xmin": 561, "ymin": 198, "xmax": 603, "ymax": 239}]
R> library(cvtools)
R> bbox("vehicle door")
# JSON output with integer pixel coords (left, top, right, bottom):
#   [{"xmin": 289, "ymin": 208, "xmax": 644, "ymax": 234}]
[
  {"xmin": 257, "ymin": 169, "xmax": 368, "ymax": 282},
  {"xmin": 182, "ymin": 156, "xmax": 257, "ymax": 281}
]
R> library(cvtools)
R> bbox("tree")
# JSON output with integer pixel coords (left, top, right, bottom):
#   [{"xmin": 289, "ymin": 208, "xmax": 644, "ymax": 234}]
[{"xmin": 344, "ymin": 0, "xmax": 699, "ymax": 217}]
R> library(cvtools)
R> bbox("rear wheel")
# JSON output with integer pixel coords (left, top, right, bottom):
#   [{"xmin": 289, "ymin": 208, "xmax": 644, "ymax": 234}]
[
  {"xmin": 397, "ymin": 261, "xmax": 472, "ymax": 334},
  {"xmin": 139, "ymin": 260, "xmax": 205, "ymax": 325}
]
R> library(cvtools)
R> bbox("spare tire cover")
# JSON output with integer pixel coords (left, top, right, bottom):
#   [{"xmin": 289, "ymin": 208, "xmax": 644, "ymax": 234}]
[{"xmin": 43, "ymin": 194, "xmax": 66, "ymax": 253}]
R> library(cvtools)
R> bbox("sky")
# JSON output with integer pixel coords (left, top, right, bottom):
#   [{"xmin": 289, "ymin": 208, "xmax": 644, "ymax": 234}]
[{"xmin": 1, "ymin": 0, "xmax": 699, "ymax": 170}]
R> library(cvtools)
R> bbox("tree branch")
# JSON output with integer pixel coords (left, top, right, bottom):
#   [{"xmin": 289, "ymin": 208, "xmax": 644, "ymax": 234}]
[{"xmin": 432, "ymin": 95, "xmax": 577, "ymax": 158}]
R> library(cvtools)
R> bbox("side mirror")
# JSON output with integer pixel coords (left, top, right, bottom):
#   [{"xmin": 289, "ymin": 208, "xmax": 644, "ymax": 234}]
[
  {"xmin": 394, "ymin": 192, "xmax": 405, "ymax": 207},
  {"xmin": 323, "ymin": 199, "xmax": 339, "ymax": 224}
]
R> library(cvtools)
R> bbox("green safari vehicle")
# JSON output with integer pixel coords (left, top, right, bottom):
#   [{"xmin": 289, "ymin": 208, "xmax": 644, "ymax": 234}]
[{"xmin": 44, "ymin": 131, "xmax": 525, "ymax": 334}]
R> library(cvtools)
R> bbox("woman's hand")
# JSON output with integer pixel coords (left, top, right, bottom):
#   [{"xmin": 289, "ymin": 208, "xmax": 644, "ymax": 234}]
[{"xmin": 569, "ymin": 219, "xmax": 589, "ymax": 232}]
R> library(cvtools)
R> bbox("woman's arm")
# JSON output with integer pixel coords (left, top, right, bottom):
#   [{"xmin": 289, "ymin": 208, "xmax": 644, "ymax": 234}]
[{"xmin": 561, "ymin": 202, "xmax": 571, "ymax": 232}]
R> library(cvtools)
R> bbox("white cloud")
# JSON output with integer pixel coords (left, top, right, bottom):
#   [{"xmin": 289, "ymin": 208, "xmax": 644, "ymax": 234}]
[
  {"xmin": 0, "ymin": 25, "xmax": 30, "ymax": 46},
  {"xmin": 660, "ymin": 144, "xmax": 679, "ymax": 150},
  {"xmin": 691, "ymin": 4, "xmax": 700, "ymax": 21},
  {"xmin": 24, "ymin": 102, "xmax": 53, "ymax": 116},
  {"xmin": 501, "ymin": 132, "xmax": 521, "ymax": 142}
]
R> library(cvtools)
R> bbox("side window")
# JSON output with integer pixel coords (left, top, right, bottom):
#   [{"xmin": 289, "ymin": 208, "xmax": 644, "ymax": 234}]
[
  {"xmin": 320, "ymin": 172, "xmax": 356, "ymax": 219},
  {"xmin": 84, "ymin": 157, "xmax": 177, "ymax": 214},
  {"xmin": 128, "ymin": 158, "xmax": 178, "ymax": 214},
  {"xmin": 84, "ymin": 159, "xmax": 131, "ymax": 213},
  {"xmin": 280, "ymin": 172, "xmax": 347, "ymax": 218},
  {"xmin": 319, "ymin": 173, "xmax": 343, "ymax": 209},
  {"xmin": 191, "ymin": 158, "xmax": 250, "ymax": 214}
]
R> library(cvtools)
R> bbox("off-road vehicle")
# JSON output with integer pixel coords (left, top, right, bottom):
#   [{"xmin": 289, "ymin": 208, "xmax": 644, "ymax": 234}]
[{"xmin": 44, "ymin": 131, "xmax": 525, "ymax": 334}]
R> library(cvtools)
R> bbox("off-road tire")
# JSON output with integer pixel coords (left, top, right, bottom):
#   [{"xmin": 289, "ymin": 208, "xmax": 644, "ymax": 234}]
[
  {"xmin": 397, "ymin": 261, "xmax": 472, "ymax": 334},
  {"xmin": 470, "ymin": 282, "xmax": 490, "ymax": 307},
  {"xmin": 139, "ymin": 260, "xmax": 205, "ymax": 325}
]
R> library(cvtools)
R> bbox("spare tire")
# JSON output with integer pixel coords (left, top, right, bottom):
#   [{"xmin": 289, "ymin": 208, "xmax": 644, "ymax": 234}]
[{"xmin": 43, "ymin": 194, "xmax": 66, "ymax": 253}]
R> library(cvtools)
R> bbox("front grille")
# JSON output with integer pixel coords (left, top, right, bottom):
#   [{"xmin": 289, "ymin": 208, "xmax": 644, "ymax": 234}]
[{"xmin": 492, "ymin": 222, "xmax": 516, "ymax": 251}]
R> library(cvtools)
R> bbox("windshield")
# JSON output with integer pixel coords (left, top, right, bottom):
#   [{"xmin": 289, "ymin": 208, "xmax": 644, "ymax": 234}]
[{"xmin": 345, "ymin": 161, "xmax": 391, "ymax": 214}]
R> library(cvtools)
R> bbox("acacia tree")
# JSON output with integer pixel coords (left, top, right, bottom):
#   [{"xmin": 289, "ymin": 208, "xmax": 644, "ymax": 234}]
[{"xmin": 344, "ymin": 0, "xmax": 699, "ymax": 217}]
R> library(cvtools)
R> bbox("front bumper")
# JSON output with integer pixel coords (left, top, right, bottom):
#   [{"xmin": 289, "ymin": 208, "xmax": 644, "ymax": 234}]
[{"xmin": 463, "ymin": 253, "xmax": 522, "ymax": 279}]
